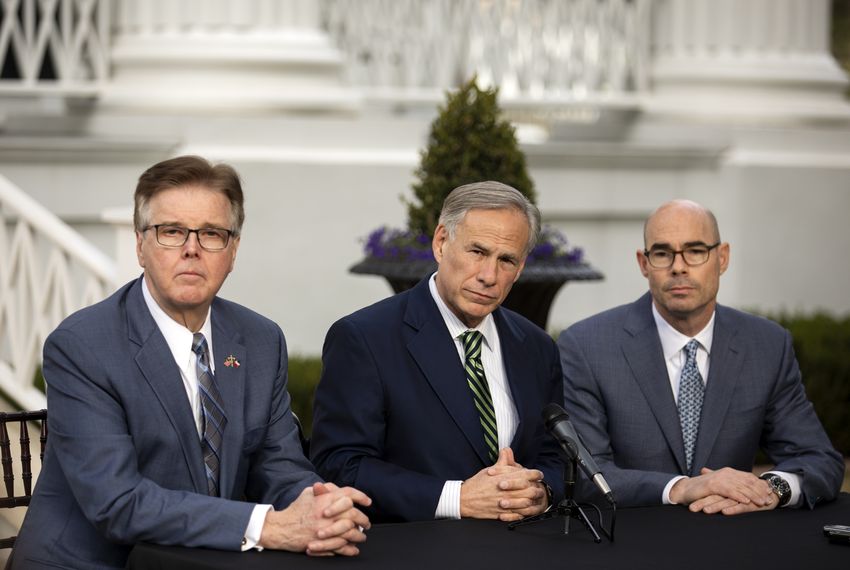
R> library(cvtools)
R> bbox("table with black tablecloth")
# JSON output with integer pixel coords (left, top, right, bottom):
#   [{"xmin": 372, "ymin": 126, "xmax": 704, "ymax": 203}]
[{"xmin": 128, "ymin": 494, "xmax": 850, "ymax": 570}]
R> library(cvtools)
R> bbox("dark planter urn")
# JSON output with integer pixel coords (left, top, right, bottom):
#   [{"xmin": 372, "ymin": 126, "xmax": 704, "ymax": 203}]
[{"xmin": 349, "ymin": 257, "xmax": 603, "ymax": 331}]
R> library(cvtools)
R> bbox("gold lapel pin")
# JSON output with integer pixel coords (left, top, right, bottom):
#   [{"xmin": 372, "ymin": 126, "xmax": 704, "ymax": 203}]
[{"xmin": 224, "ymin": 355, "xmax": 240, "ymax": 368}]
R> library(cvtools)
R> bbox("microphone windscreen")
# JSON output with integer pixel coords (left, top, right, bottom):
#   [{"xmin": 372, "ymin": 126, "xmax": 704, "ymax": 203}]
[{"xmin": 542, "ymin": 403, "xmax": 569, "ymax": 428}]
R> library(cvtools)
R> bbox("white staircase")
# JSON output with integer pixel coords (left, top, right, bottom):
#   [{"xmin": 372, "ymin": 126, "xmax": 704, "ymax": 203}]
[{"xmin": 0, "ymin": 174, "xmax": 117, "ymax": 410}]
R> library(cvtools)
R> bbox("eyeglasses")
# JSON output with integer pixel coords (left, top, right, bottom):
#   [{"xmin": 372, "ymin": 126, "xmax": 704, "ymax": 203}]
[
  {"xmin": 144, "ymin": 225, "xmax": 234, "ymax": 251},
  {"xmin": 643, "ymin": 242, "xmax": 720, "ymax": 269}
]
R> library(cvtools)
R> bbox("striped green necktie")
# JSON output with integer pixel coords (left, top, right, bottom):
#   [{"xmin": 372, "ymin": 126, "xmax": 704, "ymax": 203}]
[{"xmin": 461, "ymin": 330, "xmax": 498, "ymax": 462}]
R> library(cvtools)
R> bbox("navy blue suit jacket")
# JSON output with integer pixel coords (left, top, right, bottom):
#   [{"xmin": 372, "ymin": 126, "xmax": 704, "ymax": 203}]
[
  {"xmin": 557, "ymin": 293, "xmax": 844, "ymax": 507},
  {"xmin": 310, "ymin": 278, "xmax": 565, "ymax": 522},
  {"xmin": 12, "ymin": 279, "xmax": 320, "ymax": 569}
]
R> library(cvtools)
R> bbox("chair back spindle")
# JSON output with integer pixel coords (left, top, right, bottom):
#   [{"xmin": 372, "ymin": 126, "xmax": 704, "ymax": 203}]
[{"xmin": 0, "ymin": 409, "xmax": 48, "ymax": 549}]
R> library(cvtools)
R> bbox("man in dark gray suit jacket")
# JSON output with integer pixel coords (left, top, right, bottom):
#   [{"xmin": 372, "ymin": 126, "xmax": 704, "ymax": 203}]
[
  {"xmin": 11, "ymin": 156, "xmax": 370, "ymax": 569},
  {"xmin": 558, "ymin": 199, "xmax": 843, "ymax": 514}
]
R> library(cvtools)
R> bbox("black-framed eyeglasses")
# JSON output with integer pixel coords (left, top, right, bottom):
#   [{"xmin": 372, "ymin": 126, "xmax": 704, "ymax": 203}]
[
  {"xmin": 643, "ymin": 242, "xmax": 721, "ymax": 269},
  {"xmin": 144, "ymin": 224, "xmax": 234, "ymax": 251}
]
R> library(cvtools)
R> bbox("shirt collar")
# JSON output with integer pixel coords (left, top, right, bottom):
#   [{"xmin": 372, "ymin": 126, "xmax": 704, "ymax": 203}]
[
  {"xmin": 141, "ymin": 276, "xmax": 213, "ymax": 370},
  {"xmin": 651, "ymin": 301, "xmax": 715, "ymax": 361},
  {"xmin": 428, "ymin": 273, "xmax": 497, "ymax": 348}
]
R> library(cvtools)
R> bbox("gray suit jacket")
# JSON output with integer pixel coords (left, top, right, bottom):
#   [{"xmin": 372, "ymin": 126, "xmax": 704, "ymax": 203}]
[
  {"xmin": 557, "ymin": 293, "xmax": 844, "ymax": 508},
  {"xmin": 11, "ymin": 278, "xmax": 320, "ymax": 569}
]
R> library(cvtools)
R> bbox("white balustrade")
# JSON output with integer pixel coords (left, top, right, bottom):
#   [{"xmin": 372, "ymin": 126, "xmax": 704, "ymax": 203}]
[
  {"xmin": 0, "ymin": 0, "xmax": 110, "ymax": 92},
  {"xmin": 321, "ymin": 0, "xmax": 651, "ymax": 99},
  {"xmin": 113, "ymin": 0, "xmax": 321, "ymax": 34},
  {"xmin": 0, "ymin": 175, "xmax": 118, "ymax": 410}
]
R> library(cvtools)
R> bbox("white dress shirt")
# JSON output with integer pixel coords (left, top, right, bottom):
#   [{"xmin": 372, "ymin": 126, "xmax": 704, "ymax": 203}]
[
  {"xmin": 141, "ymin": 278, "xmax": 271, "ymax": 549},
  {"xmin": 428, "ymin": 274, "xmax": 519, "ymax": 519},
  {"xmin": 651, "ymin": 303, "xmax": 801, "ymax": 507}
]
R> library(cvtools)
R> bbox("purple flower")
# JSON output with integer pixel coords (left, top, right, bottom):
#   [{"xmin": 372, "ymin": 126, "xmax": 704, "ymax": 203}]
[
  {"xmin": 526, "ymin": 226, "xmax": 583, "ymax": 263},
  {"xmin": 361, "ymin": 224, "xmax": 582, "ymax": 264},
  {"xmin": 360, "ymin": 227, "xmax": 434, "ymax": 261}
]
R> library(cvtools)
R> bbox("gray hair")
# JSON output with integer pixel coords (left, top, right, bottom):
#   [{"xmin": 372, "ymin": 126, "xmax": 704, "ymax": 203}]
[{"xmin": 438, "ymin": 181, "xmax": 541, "ymax": 256}]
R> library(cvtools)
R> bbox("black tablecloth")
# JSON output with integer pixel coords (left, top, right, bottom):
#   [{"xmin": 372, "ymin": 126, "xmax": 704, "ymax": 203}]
[{"xmin": 129, "ymin": 494, "xmax": 850, "ymax": 570}]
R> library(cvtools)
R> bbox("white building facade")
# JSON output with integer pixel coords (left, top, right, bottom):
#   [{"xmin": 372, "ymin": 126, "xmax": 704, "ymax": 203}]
[{"xmin": 1, "ymin": 0, "xmax": 849, "ymax": 409}]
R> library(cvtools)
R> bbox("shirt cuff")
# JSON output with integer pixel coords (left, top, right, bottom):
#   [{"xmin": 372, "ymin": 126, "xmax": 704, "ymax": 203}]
[
  {"xmin": 434, "ymin": 480, "xmax": 463, "ymax": 519},
  {"xmin": 242, "ymin": 504, "xmax": 273, "ymax": 551},
  {"xmin": 663, "ymin": 476, "xmax": 688, "ymax": 505},
  {"xmin": 765, "ymin": 471, "xmax": 803, "ymax": 508}
]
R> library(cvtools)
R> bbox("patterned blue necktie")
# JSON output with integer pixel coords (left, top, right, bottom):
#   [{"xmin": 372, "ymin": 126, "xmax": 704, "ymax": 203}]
[
  {"xmin": 677, "ymin": 339, "xmax": 704, "ymax": 473},
  {"xmin": 192, "ymin": 333, "xmax": 227, "ymax": 496},
  {"xmin": 461, "ymin": 330, "xmax": 498, "ymax": 463}
]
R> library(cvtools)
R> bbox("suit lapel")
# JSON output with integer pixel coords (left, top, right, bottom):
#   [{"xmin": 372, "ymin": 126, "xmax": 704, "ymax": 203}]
[
  {"xmin": 210, "ymin": 304, "xmax": 246, "ymax": 499},
  {"xmin": 622, "ymin": 294, "xmax": 688, "ymax": 473},
  {"xmin": 126, "ymin": 280, "xmax": 207, "ymax": 493},
  {"xmin": 692, "ymin": 307, "xmax": 742, "ymax": 470},
  {"xmin": 405, "ymin": 280, "xmax": 492, "ymax": 466}
]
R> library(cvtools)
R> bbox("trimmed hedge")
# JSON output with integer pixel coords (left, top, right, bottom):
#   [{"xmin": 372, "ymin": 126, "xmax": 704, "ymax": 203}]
[
  {"xmin": 768, "ymin": 312, "xmax": 850, "ymax": 456},
  {"xmin": 287, "ymin": 355, "xmax": 323, "ymax": 437},
  {"xmin": 286, "ymin": 314, "xmax": 850, "ymax": 455}
]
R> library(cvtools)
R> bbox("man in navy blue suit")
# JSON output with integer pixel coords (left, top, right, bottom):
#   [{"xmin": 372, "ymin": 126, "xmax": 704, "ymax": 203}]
[
  {"xmin": 558, "ymin": 199, "xmax": 843, "ymax": 514},
  {"xmin": 11, "ymin": 156, "xmax": 370, "ymax": 569},
  {"xmin": 311, "ymin": 181, "xmax": 564, "ymax": 522}
]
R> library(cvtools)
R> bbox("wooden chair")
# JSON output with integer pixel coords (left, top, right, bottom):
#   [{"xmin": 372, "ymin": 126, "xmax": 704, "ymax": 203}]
[{"xmin": 0, "ymin": 410, "xmax": 47, "ymax": 549}]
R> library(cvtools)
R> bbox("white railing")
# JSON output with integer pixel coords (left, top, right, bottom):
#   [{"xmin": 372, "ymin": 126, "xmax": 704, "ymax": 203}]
[
  {"xmin": 321, "ymin": 0, "xmax": 651, "ymax": 100},
  {"xmin": 0, "ymin": 0, "xmax": 110, "ymax": 92},
  {"xmin": 0, "ymin": 175, "xmax": 118, "ymax": 410}
]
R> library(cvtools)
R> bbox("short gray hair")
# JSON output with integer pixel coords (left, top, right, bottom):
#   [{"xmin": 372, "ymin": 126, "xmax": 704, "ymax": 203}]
[{"xmin": 438, "ymin": 181, "xmax": 540, "ymax": 256}]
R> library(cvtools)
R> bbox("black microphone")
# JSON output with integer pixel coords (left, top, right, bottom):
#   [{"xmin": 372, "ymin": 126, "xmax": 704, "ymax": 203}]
[{"xmin": 542, "ymin": 403, "xmax": 615, "ymax": 505}]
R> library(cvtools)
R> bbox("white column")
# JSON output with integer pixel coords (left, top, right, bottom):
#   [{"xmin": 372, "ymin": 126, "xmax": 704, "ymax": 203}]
[
  {"xmin": 648, "ymin": 0, "xmax": 850, "ymax": 120},
  {"xmin": 105, "ymin": 0, "xmax": 352, "ymax": 112}
]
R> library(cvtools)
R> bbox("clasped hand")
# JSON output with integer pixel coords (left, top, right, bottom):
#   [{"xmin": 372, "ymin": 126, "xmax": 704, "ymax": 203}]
[
  {"xmin": 259, "ymin": 482, "xmax": 372, "ymax": 556},
  {"xmin": 670, "ymin": 467, "xmax": 778, "ymax": 516},
  {"xmin": 460, "ymin": 448, "xmax": 549, "ymax": 521}
]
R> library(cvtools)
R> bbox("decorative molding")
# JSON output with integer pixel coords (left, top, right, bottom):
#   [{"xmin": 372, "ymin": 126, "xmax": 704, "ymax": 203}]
[
  {"xmin": 523, "ymin": 140, "xmax": 727, "ymax": 170},
  {"xmin": 178, "ymin": 144, "xmax": 419, "ymax": 166},
  {"xmin": 726, "ymin": 149, "xmax": 850, "ymax": 169},
  {"xmin": 0, "ymin": 136, "xmax": 176, "ymax": 163}
]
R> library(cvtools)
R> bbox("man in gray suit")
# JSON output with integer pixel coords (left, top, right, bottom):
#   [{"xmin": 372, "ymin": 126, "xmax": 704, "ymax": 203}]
[
  {"xmin": 558, "ymin": 199, "xmax": 843, "ymax": 514},
  {"xmin": 11, "ymin": 156, "xmax": 370, "ymax": 569}
]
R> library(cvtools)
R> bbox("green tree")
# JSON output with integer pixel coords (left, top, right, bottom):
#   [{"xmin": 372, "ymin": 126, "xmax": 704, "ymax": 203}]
[{"xmin": 407, "ymin": 78, "xmax": 536, "ymax": 237}]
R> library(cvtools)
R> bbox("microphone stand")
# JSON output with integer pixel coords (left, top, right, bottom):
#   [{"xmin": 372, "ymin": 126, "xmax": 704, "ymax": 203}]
[{"xmin": 508, "ymin": 455, "xmax": 602, "ymax": 543}]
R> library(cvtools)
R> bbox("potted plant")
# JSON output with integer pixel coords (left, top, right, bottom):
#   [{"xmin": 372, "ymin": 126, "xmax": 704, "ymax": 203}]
[{"xmin": 350, "ymin": 78, "xmax": 602, "ymax": 330}]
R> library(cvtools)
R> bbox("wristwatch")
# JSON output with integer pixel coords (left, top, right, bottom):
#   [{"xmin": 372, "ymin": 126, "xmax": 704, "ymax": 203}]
[{"xmin": 759, "ymin": 473, "xmax": 791, "ymax": 507}]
